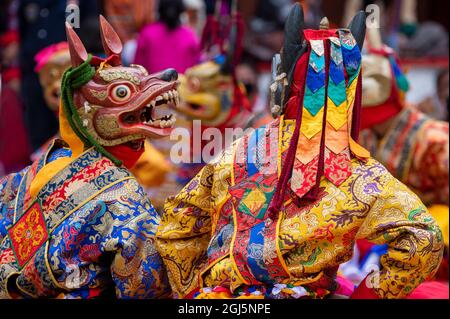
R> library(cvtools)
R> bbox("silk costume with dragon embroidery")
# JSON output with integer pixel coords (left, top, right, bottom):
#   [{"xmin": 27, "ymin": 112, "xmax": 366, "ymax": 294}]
[
  {"xmin": 156, "ymin": 5, "xmax": 443, "ymax": 299},
  {"xmin": 0, "ymin": 16, "xmax": 179, "ymax": 298},
  {"xmin": 338, "ymin": 27, "xmax": 449, "ymax": 292}
]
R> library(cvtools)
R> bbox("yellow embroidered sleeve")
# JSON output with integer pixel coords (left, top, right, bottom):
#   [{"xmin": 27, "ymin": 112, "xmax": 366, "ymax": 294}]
[
  {"xmin": 356, "ymin": 176, "xmax": 444, "ymax": 298},
  {"xmin": 156, "ymin": 164, "xmax": 215, "ymax": 298}
]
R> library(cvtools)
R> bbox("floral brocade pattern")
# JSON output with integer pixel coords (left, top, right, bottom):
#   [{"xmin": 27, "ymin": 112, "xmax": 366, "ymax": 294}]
[
  {"xmin": 8, "ymin": 202, "xmax": 48, "ymax": 268},
  {"xmin": 156, "ymin": 118, "xmax": 444, "ymax": 299},
  {"xmin": 46, "ymin": 178, "xmax": 170, "ymax": 299},
  {"xmin": 0, "ymin": 145, "xmax": 170, "ymax": 299}
]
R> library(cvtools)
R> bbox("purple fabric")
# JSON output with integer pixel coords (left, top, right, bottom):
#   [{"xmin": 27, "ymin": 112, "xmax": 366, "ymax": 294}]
[{"xmin": 133, "ymin": 22, "xmax": 201, "ymax": 74}]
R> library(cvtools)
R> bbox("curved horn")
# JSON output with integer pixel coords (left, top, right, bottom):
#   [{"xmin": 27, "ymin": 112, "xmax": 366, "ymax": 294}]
[
  {"xmin": 366, "ymin": 23, "xmax": 383, "ymax": 50},
  {"xmin": 220, "ymin": 22, "xmax": 237, "ymax": 75},
  {"xmin": 65, "ymin": 22, "xmax": 88, "ymax": 67},
  {"xmin": 220, "ymin": 9, "xmax": 242, "ymax": 75},
  {"xmin": 282, "ymin": 3, "xmax": 305, "ymax": 75},
  {"xmin": 99, "ymin": 15, "xmax": 123, "ymax": 58},
  {"xmin": 348, "ymin": 10, "xmax": 367, "ymax": 50},
  {"xmin": 319, "ymin": 17, "xmax": 330, "ymax": 30}
]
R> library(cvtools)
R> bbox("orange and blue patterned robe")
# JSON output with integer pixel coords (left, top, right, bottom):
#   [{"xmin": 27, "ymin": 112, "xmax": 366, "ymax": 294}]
[
  {"xmin": 156, "ymin": 118, "xmax": 444, "ymax": 299},
  {"xmin": 0, "ymin": 140, "xmax": 169, "ymax": 298},
  {"xmin": 360, "ymin": 107, "xmax": 449, "ymax": 206}
]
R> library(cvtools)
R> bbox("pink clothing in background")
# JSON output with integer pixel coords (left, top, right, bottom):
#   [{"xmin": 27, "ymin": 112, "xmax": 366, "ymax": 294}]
[
  {"xmin": 134, "ymin": 22, "xmax": 201, "ymax": 74},
  {"xmin": 0, "ymin": 86, "xmax": 31, "ymax": 176}
]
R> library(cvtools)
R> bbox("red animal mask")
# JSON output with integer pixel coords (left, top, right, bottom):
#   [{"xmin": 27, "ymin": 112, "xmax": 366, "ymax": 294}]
[{"xmin": 65, "ymin": 16, "xmax": 180, "ymax": 151}]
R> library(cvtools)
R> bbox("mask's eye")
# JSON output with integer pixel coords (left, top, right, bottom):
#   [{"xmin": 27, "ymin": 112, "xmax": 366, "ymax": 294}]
[{"xmin": 111, "ymin": 85, "xmax": 132, "ymax": 102}]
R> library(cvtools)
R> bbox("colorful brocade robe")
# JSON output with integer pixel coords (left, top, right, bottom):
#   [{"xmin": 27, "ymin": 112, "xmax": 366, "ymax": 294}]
[
  {"xmin": 156, "ymin": 117, "xmax": 444, "ymax": 299},
  {"xmin": 360, "ymin": 107, "xmax": 449, "ymax": 206},
  {"xmin": 0, "ymin": 140, "xmax": 169, "ymax": 299}
]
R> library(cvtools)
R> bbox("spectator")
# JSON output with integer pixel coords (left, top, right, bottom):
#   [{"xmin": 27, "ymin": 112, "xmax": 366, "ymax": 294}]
[
  {"xmin": 0, "ymin": 83, "xmax": 31, "ymax": 176},
  {"xmin": 103, "ymin": 0, "xmax": 157, "ymax": 65},
  {"xmin": 182, "ymin": 0, "xmax": 206, "ymax": 37},
  {"xmin": 134, "ymin": 0, "xmax": 201, "ymax": 74},
  {"xmin": 103, "ymin": 0, "xmax": 156, "ymax": 43},
  {"xmin": 17, "ymin": 0, "xmax": 102, "ymax": 151},
  {"xmin": 0, "ymin": 0, "xmax": 31, "ymax": 176},
  {"xmin": 418, "ymin": 69, "xmax": 449, "ymax": 121}
]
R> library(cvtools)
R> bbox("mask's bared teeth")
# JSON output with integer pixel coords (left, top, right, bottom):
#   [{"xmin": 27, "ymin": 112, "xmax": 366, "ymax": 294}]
[
  {"xmin": 166, "ymin": 91, "xmax": 177, "ymax": 105},
  {"xmin": 158, "ymin": 115, "xmax": 175, "ymax": 128},
  {"xmin": 163, "ymin": 93, "xmax": 169, "ymax": 100},
  {"xmin": 156, "ymin": 96, "xmax": 163, "ymax": 102},
  {"xmin": 140, "ymin": 111, "xmax": 147, "ymax": 123},
  {"xmin": 150, "ymin": 100, "xmax": 156, "ymax": 107}
]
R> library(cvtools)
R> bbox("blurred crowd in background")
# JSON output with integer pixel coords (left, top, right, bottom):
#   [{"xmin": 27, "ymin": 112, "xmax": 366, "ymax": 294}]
[{"xmin": 0, "ymin": 0, "xmax": 449, "ymax": 176}]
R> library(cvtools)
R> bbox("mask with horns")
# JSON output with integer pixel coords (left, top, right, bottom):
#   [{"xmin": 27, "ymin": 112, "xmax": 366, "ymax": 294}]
[
  {"xmin": 177, "ymin": 6, "xmax": 250, "ymax": 129},
  {"xmin": 360, "ymin": 26, "xmax": 410, "ymax": 130},
  {"xmin": 61, "ymin": 16, "xmax": 180, "ymax": 166},
  {"xmin": 267, "ymin": 4, "xmax": 370, "ymax": 207}
]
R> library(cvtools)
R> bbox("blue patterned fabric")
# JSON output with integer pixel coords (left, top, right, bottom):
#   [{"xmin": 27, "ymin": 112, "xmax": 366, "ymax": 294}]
[
  {"xmin": 247, "ymin": 127, "xmax": 266, "ymax": 177},
  {"xmin": 306, "ymin": 65, "xmax": 326, "ymax": 93},
  {"xmin": 47, "ymin": 147, "xmax": 72, "ymax": 163},
  {"xmin": 389, "ymin": 56, "xmax": 410, "ymax": 92},
  {"xmin": 247, "ymin": 222, "xmax": 271, "ymax": 283},
  {"xmin": 329, "ymin": 59, "xmax": 345, "ymax": 86},
  {"xmin": 304, "ymin": 86, "xmax": 326, "ymax": 116},
  {"xmin": 304, "ymin": 46, "xmax": 326, "ymax": 117},
  {"xmin": 0, "ymin": 168, "xmax": 28, "ymax": 241},
  {"xmin": 47, "ymin": 179, "xmax": 168, "ymax": 299},
  {"xmin": 0, "ymin": 142, "xmax": 170, "ymax": 299},
  {"xmin": 341, "ymin": 43, "xmax": 361, "ymax": 83}
]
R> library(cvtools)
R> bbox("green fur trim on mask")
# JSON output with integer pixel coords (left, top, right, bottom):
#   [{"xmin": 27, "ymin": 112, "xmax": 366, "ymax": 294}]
[{"xmin": 61, "ymin": 55, "xmax": 122, "ymax": 166}]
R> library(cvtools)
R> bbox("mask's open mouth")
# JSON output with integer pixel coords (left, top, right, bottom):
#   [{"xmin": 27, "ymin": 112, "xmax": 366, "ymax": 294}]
[
  {"xmin": 176, "ymin": 100, "xmax": 220, "ymax": 122},
  {"xmin": 187, "ymin": 103, "xmax": 202, "ymax": 111},
  {"xmin": 176, "ymin": 102, "xmax": 204, "ymax": 116},
  {"xmin": 120, "ymin": 89, "xmax": 179, "ymax": 129},
  {"xmin": 126, "ymin": 139, "xmax": 145, "ymax": 151}
]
